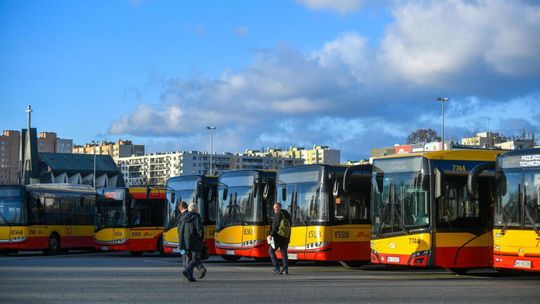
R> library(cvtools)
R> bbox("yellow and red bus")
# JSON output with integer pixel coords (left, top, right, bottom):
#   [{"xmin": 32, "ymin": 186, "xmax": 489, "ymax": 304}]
[
  {"xmin": 162, "ymin": 175, "xmax": 218, "ymax": 255},
  {"xmin": 215, "ymin": 170, "xmax": 276, "ymax": 261},
  {"xmin": 370, "ymin": 150, "xmax": 502, "ymax": 273},
  {"xmin": 94, "ymin": 187, "xmax": 165, "ymax": 256},
  {"xmin": 276, "ymin": 164, "xmax": 372, "ymax": 266},
  {"xmin": 0, "ymin": 183, "xmax": 95, "ymax": 255},
  {"xmin": 493, "ymin": 148, "xmax": 540, "ymax": 272}
]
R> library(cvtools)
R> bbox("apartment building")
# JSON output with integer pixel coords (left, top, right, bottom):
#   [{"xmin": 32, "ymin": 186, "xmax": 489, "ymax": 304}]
[
  {"xmin": 73, "ymin": 140, "xmax": 145, "ymax": 159},
  {"xmin": 116, "ymin": 150, "xmax": 304, "ymax": 186},
  {"xmin": 245, "ymin": 145, "xmax": 341, "ymax": 165},
  {"xmin": 0, "ymin": 130, "xmax": 74, "ymax": 184}
]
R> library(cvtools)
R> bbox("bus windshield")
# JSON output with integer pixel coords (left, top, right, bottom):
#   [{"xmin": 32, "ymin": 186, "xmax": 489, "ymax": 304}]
[
  {"xmin": 496, "ymin": 168, "xmax": 540, "ymax": 231},
  {"xmin": 278, "ymin": 167, "xmax": 328, "ymax": 226},
  {"xmin": 0, "ymin": 187, "xmax": 25, "ymax": 225},
  {"xmin": 371, "ymin": 158, "xmax": 429, "ymax": 236},
  {"xmin": 96, "ymin": 189, "xmax": 128, "ymax": 229},
  {"xmin": 164, "ymin": 179, "xmax": 198, "ymax": 229},
  {"xmin": 217, "ymin": 173, "xmax": 259, "ymax": 230}
]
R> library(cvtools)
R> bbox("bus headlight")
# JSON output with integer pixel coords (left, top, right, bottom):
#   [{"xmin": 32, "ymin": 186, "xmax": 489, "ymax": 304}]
[
  {"xmin": 306, "ymin": 242, "xmax": 330, "ymax": 250},
  {"xmin": 242, "ymin": 239, "xmax": 263, "ymax": 247},
  {"xmin": 9, "ymin": 236, "xmax": 26, "ymax": 243},
  {"xmin": 494, "ymin": 245, "xmax": 500, "ymax": 251},
  {"xmin": 112, "ymin": 238, "xmax": 128, "ymax": 244}
]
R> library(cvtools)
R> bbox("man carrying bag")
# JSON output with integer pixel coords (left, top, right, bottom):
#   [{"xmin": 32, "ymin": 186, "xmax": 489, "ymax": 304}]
[
  {"xmin": 179, "ymin": 202, "xmax": 206, "ymax": 282},
  {"xmin": 268, "ymin": 202, "xmax": 292, "ymax": 275}
]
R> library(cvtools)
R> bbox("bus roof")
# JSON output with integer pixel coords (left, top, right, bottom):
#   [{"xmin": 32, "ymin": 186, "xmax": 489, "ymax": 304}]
[
  {"xmin": 373, "ymin": 149, "xmax": 503, "ymax": 162},
  {"xmin": 167, "ymin": 174, "xmax": 218, "ymax": 184},
  {"xmin": 25, "ymin": 183, "xmax": 96, "ymax": 194},
  {"xmin": 219, "ymin": 169, "xmax": 276, "ymax": 178}
]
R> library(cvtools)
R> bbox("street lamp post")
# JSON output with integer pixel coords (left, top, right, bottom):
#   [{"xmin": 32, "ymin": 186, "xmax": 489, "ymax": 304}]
[
  {"xmin": 207, "ymin": 126, "xmax": 216, "ymax": 175},
  {"xmin": 436, "ymin": 97, "xmax": 449, "ymax": 150},
  {"xmin": 91, "ymin": 140, "xmax": 98, "ymax": 189}
]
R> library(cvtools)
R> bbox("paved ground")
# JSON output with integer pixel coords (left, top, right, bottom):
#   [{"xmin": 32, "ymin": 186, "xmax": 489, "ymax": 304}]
[{"xmin": 0, "ymin": 251, "xmax": 539, "ymax": 304}]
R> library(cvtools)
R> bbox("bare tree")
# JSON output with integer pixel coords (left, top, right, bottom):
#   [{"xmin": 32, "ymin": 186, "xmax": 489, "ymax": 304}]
[{"xmin": 406, "ymin": 128, "xmax": 441, "ymax": 144}]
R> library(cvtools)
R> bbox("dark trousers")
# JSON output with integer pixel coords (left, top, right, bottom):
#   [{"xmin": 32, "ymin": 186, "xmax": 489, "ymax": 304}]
[
  {"xmin": 269, "ymin": 244, "xmax": 288, "ymax": 271},
  {"xmin": 183, "ymin": 250, "xmax": 203, "ymax": 278}
]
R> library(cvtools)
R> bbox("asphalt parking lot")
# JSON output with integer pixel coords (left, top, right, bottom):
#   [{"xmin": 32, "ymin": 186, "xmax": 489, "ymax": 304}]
[{"xmin": 0, "ymin": 251, "xmax": 539, "ymax": 304}]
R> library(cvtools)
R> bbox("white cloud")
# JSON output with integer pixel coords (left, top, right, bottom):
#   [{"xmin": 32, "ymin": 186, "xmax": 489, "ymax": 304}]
[
  {"xmin": 109, "ymin": 0, "xmax": 540, "ymax": 159},
  {"xmin": 296, "ymin": 0, "xmax": 363, "ymax": 14},
  {"xmin": 379, "ymin": 0, "xmax": 540, "ymax": 84}
]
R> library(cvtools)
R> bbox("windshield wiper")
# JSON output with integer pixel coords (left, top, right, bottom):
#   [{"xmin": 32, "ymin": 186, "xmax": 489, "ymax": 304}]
[
  {"xmin": 521, "ymin": 188, "xmax": 540, "ymax": 236},
  {"xmin": 392, "ymin": 203, "xmax": 409, "ymax": 234},
  {"xmin": 499, "ymin": 206, "xmax": 514, "ymax": 235}
]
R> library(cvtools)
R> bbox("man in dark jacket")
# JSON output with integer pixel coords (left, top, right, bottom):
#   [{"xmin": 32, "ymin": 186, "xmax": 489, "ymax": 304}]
[
  {"xmin": 268, "ymin": 202, "xmax": 292, "ymax": 275},
  {"xmin": 179, "ymin": 202, "xmax": 205, "ymax": 282}
]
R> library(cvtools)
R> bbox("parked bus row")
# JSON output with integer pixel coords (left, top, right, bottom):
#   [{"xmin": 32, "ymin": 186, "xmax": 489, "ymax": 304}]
[{"xmin": 0, "ymin": 148, "xmax": 539, "ymax": 273}]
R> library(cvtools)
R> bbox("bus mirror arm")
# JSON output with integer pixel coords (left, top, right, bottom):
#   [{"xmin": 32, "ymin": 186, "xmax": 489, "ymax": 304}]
[
  {"xmin": 342, "ymin": 164, "xmax": 372, "ymax": 193},
  {"xmin": 467, "ymin": 162, "xmax": 495, "ymax": 199}
]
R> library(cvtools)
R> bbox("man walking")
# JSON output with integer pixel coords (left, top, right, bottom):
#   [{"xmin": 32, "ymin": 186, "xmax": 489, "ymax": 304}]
[
  {"xmin": 178, "ymin": 202, "xmax": 205, "ymax": 282},
  {"xmin": 268, "ymin": 202, "xmax": 292, "ymax": 275}
]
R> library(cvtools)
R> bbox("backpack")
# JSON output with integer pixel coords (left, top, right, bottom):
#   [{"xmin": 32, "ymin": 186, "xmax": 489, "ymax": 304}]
[{"xmin": 277, "ymin": 214, "xmax": 291, "ymax": 238}]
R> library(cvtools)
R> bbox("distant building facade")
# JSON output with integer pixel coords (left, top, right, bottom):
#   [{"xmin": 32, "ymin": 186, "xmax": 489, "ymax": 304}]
[
  {"xmin": 245, "ymin": 145, "xmax": 341, "ymax": 165},
  {"xmin": 0, "ymin": 130, "xmax": 21, "ymax": 184},
  {"xmin": 117, "ymin": 150, "xmax": 304, "ymax": 186},
  {"xmin": 0, "ymin": 130, "xmax": 73, "ymax": 184},
  {"xmin": 73, "ymin": 140, "xmax": 145, "ymax": 159}
]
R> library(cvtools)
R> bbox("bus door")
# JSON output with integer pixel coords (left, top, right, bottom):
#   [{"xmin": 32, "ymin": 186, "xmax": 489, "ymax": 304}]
[{"xmin": 435, "ymin": 168, "xmax": 494, "ymax": 268}]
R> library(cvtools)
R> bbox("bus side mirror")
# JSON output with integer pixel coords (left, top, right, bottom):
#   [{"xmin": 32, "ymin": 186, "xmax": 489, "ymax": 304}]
[
  {"xmin": 222, "ymin": 188, "xmax": 228, "ymax": 201},
  {"xmin": 333, "ymin": 180, "xmax": 340, "ymax": 197},
  {"xmin": 197, "ymin": 182, "xmax": 203, "ymax": 198},
  {"xmin": 208, "ymin": 188, "xmax": 214, "ymax": 202},
  {"xmin": 146, "ymin": 186, "xmax": 151, "ymax": 200},
  {"xmin": 537, "ymin": 185, "xmax": 540, "ymax": 206},
  {"xmin": 281, "ymin": 187, "xmax": 287, "ymax": 201},
  {"xmin": 467, "ymin": 162, "xmax": 495, "ymax": 199},
  {"xmin": 263, "ymin": 183, "xmax": 270, "ymax": 199},
  {"xmin": 253, "ymin": 182, "xmax": 258, "ymax": 199},
  {"xmin": 435, "ymin": 168, "xmax": 444, "ymax": 199},
  {"xmin": 376, "ymin": 173, "xmax": 384, "ymax": 194},
  {"xmin": 170, "ymin": 192, "xmax": 176, "ymax": 204}
]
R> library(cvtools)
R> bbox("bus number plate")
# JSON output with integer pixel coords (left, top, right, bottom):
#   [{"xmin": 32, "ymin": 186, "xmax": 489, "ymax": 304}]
[
  {"xmin": 387, "ymin": 256, "xmax": 400, "ymax": 263},
  {"xmin": 287, "ymin": 253, "xmax": 297, "ymax": 260},
  {"xmin": 101, "ymin": 246, "xmax": 108, "ymax": 251},
  {"xmin": 226, "ymin": 250, "xmax": 235, "ymax": 255},
  {"xmin": 514, "ymin": 260, "xmax": 531, "ymax": 268}
]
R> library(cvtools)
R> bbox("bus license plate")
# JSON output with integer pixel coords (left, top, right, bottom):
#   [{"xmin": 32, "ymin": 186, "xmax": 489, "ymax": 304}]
[
  {"xmin": 387, "ymin": 256, "xmax": 400, "ymax": 263},
  {"xmin": 287, "ymin": 253, "xmax": 297, "ymax": 260},
  {"xmin": 514, "ymin": 260, "xmax": 531, "ymax": 268},
  {"xmin": 101, "ymin": 246, "xmax": 108, "ymax": 251},
  {"xmin": 226, "ymin": 250, "xmax": 235, "ymax": 255}
]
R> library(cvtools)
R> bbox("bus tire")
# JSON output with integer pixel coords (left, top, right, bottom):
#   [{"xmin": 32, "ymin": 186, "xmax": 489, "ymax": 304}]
[
  {"xmin": 0, "ymin": 249, "xmax": 11, "ymax": 256},
  {"xmin": 44, "ymin": 233, "xmax": 61, "ymax": 255},
  {"xmin": 221, "ymin": 255, "xmax": 241, "ymax": 262},
  {"xmin": 157, "ymin": 236, "xmax": 165, "ymax": 256},
  {"xmin": 130, "ymin": 251, "xmax": 143, "ymax": 256}
]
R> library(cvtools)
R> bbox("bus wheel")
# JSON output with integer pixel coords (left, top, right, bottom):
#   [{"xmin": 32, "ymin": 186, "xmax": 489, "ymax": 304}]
[
  {"xmin": 44, "ymin": 233, "xmax": 61, "ymax": 255},
  {"xmin": 157, "ymin": 237, "xmax": 165, "ymax": 256},
  {"xmin": 448, "ymin": 268, "xmax": 470, "ymax": 275},
  {"xmin": 0, "ymin": 249, "xmax": 10, "ymax": 256},
  {"xmin": 130, "ymin": 251, "xmax": 143, "ymax": 256},
  {"xmin": 221, "ymin": 255, "xmax": 241, "ymax": 262}
]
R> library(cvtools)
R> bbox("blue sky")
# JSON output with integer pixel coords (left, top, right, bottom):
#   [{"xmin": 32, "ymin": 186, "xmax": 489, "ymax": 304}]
[{"xmin": 1, "ymin": 0, "xmax": 539, "ymax": 161}]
